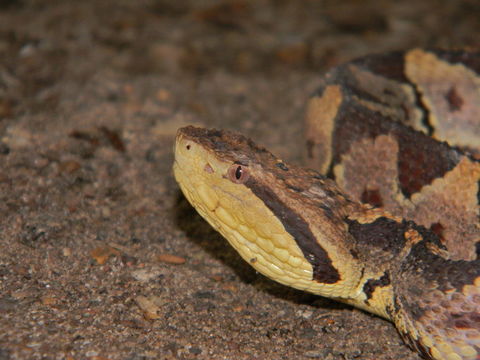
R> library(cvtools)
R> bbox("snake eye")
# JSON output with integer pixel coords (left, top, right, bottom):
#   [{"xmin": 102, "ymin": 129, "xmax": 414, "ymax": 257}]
[{"xmin": 227, "ymin": 164, "xmax": 249, "ymax": 184}]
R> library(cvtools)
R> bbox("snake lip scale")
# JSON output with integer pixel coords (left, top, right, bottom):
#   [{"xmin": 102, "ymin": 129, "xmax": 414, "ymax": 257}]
[{"xmin": 173, "ymin": 49, "xmax": 480, "ymax": 360}]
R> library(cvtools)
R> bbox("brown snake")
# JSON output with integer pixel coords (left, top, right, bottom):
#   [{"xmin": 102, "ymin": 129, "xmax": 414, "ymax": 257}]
[{"xmin": 173, "ymin": 49, "xmax": 480, "ymax": 360}]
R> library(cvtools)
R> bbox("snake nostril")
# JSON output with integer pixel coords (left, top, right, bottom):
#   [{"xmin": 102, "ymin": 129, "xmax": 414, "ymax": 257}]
[{"xmin": 186, "ymin": 144, "xmax": 191, "ymax": 150}]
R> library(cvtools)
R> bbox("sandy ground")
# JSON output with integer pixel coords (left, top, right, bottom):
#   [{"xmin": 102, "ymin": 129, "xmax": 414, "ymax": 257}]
[{"xmin": 0, "ymin": 1, "xmax": 479, "ymax": 359}]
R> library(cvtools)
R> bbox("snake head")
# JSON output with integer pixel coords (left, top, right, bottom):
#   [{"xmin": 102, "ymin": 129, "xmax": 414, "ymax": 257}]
[{"xmin": 174, "ymin": 126, "xmax": 368, "ymax": 301}]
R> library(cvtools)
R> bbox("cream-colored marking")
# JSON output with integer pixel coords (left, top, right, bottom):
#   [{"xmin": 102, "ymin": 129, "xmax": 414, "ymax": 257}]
[
  {"xmin": 405, "ymin": 49, "xmax": 480, "ymax": 149},
  {"xmin": 305, "ymin": 85, "xmax": 342, "ymax": 173},
  {"xmin": 348, "ymin": 206, "xmax": 401, "ymax": 224}
]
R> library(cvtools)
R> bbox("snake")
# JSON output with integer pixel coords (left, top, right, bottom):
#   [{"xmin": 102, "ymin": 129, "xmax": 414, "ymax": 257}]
[{"xmin": 173, "ymin": 49, "xmax": 480, "ymax": 360}]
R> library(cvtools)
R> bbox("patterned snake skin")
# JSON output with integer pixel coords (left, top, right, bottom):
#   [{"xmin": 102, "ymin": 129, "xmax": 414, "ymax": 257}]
[{"xmin": 173, "ymin": 49, "xmax": 480, "ymax": 360}]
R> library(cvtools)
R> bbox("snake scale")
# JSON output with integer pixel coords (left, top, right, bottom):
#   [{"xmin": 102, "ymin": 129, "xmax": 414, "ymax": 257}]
[{"xmin": 173, "ymin": 49, "xmax": 480, "ymax": 360}]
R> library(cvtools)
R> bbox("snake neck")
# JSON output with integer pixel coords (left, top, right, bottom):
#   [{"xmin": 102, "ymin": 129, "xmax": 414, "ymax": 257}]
[
  {"xmin": 347, "ymin": 210, "xmax": 480, "ymax": 358},
  {"xmin": 340, "ymin": 206, "xmax": 444, "ymax": 318}
]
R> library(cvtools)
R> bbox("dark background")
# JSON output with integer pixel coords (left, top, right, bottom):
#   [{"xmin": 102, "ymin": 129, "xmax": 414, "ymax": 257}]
[{"xmin": 0, "ymin": 1, "xmax": 478, "ymax": 359}]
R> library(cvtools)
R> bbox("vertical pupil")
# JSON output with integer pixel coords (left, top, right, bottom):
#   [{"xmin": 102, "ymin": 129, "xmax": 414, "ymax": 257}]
[{"xmin": 235, "ymin": 166, "xmax": 242, "ymax": 180}]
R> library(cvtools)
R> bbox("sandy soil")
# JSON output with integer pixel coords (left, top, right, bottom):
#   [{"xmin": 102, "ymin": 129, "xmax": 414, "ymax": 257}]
[{"xmin": 0, "ymin": 1, "xmax": 478, "ymax": 359}]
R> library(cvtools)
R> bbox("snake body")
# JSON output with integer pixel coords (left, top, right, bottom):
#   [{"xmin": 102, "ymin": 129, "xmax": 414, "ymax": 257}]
[{"xmin": 173, "ymin": 49, "xmax": 480, "ymax": 360}]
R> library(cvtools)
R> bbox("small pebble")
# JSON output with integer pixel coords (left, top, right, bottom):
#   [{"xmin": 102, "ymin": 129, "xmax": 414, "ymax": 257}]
[
  {"xmin": 135, "ymin": 296, "xmax": 161, "ymax": 320},
  {"xmin": 91, "ymin": 246, "xmax": 120, "ymax": 265},
  {"xmin": 156, "ymin": 254, "xmax": 186, "ymax": 265},
  {"xmin": 131, "ymin": 268, "xmax": 162, "ymax": 282}
]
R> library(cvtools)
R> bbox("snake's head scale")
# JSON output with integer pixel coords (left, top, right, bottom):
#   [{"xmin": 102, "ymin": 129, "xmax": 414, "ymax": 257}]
[{"xmin": 173, "ymin": 126, "xmax": 373, "ymax": 306}]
